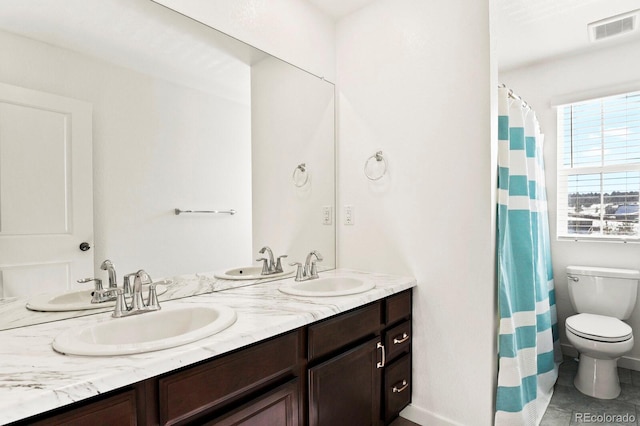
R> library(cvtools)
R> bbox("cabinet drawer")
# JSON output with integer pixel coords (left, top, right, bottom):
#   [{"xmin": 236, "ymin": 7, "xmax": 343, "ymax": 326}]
[
  {"xmin": 384, "ymin": 320, "xmax": 411, "ymax": 362},
  {"xmin": 384, "ymin": 353, "xmax": 411, "ymax": 423},
  {"xmin": 385, "ymin": 290, "xmax": 411, "ymax": 326},
  {"xmin": 28, "ymin": 389, "xmax": 137, "ymax": 426},
  {"xmin": 159, "ymin": 331, "xmax": 299, "ymax": 426},
  {"xmin": 308, "ymin": 302, "xmax": 381, "ymax": 361}
]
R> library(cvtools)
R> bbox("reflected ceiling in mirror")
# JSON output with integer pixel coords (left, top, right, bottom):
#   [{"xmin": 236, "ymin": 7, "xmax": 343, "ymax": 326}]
[{"xmin": 0, "ymin": 0, "xmax": 335, "ymax": 330}]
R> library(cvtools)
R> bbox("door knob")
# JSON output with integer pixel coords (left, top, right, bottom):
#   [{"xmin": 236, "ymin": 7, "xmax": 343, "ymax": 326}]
[{"xmin": 79, "ymin": 242, "xmax": 91, "ymax": 252}]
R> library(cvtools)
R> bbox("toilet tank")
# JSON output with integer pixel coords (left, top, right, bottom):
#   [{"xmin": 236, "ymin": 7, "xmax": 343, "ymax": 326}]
[{"xmin": 567, "ymin": 266, "xmax": 640, "ymax": 319}]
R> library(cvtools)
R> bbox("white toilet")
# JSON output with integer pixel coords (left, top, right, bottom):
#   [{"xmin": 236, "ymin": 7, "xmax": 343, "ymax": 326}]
[{"xmin": 565, "ymin": 266, "xmax": 639, "ymax": 399}]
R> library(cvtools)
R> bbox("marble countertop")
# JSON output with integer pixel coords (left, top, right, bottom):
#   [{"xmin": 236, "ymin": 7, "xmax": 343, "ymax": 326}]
[{"xmin": 0, "ymin": 269, "xmax": 415, "ymax": 425}]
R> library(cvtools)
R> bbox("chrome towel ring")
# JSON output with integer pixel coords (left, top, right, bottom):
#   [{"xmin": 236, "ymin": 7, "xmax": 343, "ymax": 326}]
[
  {"xmin": 364, "ymin": 151, "xmax": 387, "ymax": 181},
  {"xmin": 292, "ymin": 163, "xmax": 309, "ymax": 187}
]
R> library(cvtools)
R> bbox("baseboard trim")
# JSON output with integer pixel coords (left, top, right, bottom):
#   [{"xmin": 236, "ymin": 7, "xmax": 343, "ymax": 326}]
[{"xmin": 400, "ymin": 404, "xmax": 465, "ymax": 426}]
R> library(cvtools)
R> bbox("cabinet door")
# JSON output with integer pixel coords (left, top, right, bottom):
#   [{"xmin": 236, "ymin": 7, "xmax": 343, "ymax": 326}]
[
  {"xmin": 206, "ymin": 380, "xmax": 299, "ymax": 426},
  {"xmin": 308, "ymin": 337, "xmax": 381, "ymax": 426}
]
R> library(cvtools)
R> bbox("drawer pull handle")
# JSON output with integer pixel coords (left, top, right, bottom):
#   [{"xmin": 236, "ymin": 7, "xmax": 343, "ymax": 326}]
[
  {"xmin": 377, "ymin": 342, "xmax": 386, "ymax": 368},
  {"xmin": 392, "ymin": 380, "xmax": 409, "ymax": 393},
  {"xmin": 393, "ymin": 333, "xmax": 410, "ymax": 344}
]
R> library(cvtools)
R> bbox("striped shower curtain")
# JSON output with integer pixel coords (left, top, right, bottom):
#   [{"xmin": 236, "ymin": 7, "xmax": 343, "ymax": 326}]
[{"xmin": 495, "ymin": 87, "xmax": 561, "ymax": 425}]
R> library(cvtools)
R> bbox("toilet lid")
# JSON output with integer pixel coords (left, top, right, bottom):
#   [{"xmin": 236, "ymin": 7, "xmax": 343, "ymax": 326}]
[{"xmin": 566, "ymin": 313, "xmax": 632, "ymax": 343}]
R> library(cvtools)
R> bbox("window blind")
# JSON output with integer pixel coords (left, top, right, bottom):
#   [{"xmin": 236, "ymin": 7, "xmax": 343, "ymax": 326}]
[{"xmin": 557, "ymin": 91, "xmax": 640, "ymax": 240}]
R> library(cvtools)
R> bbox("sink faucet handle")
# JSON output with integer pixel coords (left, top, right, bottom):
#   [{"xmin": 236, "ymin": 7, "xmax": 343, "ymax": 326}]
[
  {"xmin": 275, "ymin": 255, "xmax": 288, "ymax": 273},
  {"xmin": 147, "ymin": 284, "xmax": 161, "ymax": 311},
  {"xmin": 289, "ymin": 262, "xmax": 304, "ymax": 281},
  {"xmin": 111, "ymin": 288, "xmax": 127, "ymax": 318},
  {"xmin": 78, "ymin": 277, "xmax": 103, "ymax": 292},
  {"xmin": 256, "ymin": 258, "xmax": 270, "ymax": 275}
]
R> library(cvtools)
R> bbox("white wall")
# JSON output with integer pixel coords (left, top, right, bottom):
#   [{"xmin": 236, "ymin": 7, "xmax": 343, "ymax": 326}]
[
  {"xmin": 337, "ymin": 1, "xmax": 495, "ymax": 424},
  {"xmin": 251, "ymin": 56, "xmax": 336, "ymax": 268},
  {"xmin": 151, "ymin": 0, "xmax": 336, "ymax": 82},
  {"xmin": 501, "ymin": 39, "xmax": 640, "ymax": 370},
  {"xmin": 0, "ymin": 30, "xmax": 253, "ymax": 282}
]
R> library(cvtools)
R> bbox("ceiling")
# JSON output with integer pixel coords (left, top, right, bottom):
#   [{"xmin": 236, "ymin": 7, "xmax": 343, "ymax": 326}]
[
  {"xmin": 2, "ymin": 0, "xmax": 639, "ymax": 83},
  {"xmin": 493, "ymin": 0, "xmax": 640, "ymax": 71},
  {"xmin": 307, "ymin": 0, "xmax": 640, "ymax": 72}
]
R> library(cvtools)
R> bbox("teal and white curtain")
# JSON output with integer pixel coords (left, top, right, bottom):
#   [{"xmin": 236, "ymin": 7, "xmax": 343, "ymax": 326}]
[{"xmin": 495, "ymin": 86, "xmax": 561, "ymax": 425}]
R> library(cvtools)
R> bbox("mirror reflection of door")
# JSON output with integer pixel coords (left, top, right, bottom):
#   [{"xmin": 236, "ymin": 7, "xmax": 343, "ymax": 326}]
[{"xmin": 0, "ymin": 83, "xmax": 93, "ymax": 297}]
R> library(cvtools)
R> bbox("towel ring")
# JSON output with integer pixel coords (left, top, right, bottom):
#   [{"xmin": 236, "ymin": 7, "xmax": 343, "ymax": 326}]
[
  {"xmin": 292, "ymin": 163, "xmax": 309, "ymax": 187},
  {"xmin": 364, "ymin": 151, "xmax": 387, "ymax": 181}
]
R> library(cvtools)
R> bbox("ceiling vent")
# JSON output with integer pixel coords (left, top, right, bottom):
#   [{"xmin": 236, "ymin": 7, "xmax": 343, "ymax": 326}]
[{"xmin": 588, "ymin": 10, "xmax": 639, "ymax": 42}]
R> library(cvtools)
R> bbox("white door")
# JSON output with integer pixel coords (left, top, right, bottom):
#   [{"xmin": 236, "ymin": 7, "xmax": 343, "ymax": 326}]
[{"xmin": 0, "ymin": 83, "xmax": 93, "ymax": 297}]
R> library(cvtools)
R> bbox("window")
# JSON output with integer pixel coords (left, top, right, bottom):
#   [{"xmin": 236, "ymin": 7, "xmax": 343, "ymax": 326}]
[{"xmin": 557, "ymin": 91, "xmax": 640, "ymax": 240}]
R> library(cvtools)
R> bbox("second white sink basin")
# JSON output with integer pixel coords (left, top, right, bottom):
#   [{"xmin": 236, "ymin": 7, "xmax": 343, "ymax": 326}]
[
  {"xmin": 52, "ymin": 304, "xmax": 236, "ymax": 356},
  {"xmin": 26, "ymin": 282, "xmax": 170, "ymax": 312},
  {"xmin": 214, "ymin": 266, "xmax": 293, "ymax": 281},
  {"xmin": 279, "ymin": 277, "xmax": 375, "ymax": 297}
]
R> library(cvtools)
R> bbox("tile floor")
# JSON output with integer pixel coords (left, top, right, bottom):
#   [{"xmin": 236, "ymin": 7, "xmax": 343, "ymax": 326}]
[{"xmin": 542, "ymin": 356, "xmax": 640, "ymax": 425}]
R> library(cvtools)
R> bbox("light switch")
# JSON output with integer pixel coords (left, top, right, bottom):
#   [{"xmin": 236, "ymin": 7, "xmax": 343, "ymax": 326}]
[
  {"xmin": 322, "ymin": 206, "xmax": 332, "ymax": 225},
  {"xmin": 344, "ymin": 205, "xmax": 354, "ymax": 225}
]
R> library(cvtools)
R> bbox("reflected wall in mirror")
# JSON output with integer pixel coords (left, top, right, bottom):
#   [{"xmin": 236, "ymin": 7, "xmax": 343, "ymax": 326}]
[{"xmin": 0, "ymin": 0, "xmax": 335, "ymax": 330}]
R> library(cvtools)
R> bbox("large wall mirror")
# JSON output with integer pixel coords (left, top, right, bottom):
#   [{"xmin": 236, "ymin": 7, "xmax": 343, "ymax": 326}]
[{"xmin": 0, "ymin": 0, "xmax": 335, "ymax": 330}]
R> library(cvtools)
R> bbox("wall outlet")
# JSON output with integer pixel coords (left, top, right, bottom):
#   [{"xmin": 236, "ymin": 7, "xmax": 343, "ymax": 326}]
[
  {"xmin": 322, "ymin": 205, "xmax": 332, "ymax": 225},
  {"xmin": 344, "ymin": 205, "xmax": 354, "ymax": 225}
]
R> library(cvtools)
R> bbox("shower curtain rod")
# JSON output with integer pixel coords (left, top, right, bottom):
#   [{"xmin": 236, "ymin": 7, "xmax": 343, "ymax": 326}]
[{"xmin": 499, "ymin": 83, "xmax": 531, "ymax": 110}]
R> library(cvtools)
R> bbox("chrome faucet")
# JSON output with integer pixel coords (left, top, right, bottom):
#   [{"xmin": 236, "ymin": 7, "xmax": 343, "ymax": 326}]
[
  {"xmin": 291, "ymin": 250, "xmax": 323, "ymax": 281},
  {"xmin": 256, "ymin": 246, "xmax": 288, "ymax": 275},
  {"xmin": 100, "ymin": 259, "xmax": 118, "ymax": 289},
  {"xmin": 111, "ymin": 269, "xmax": 160, "ymax": 318},
  {"xmin": 86, "ymin": 259, "xmax": 119, "ymax": 303}
]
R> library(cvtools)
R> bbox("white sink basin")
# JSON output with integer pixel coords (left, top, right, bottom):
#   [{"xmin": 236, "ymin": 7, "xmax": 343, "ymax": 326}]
[
  {"xmin": 279, "ymin": 277, "xmax": 375, "ymax": 297},
  {"xmin": 214, "ymin": 266, "xmax": 293, "ymax": 281},
  {"xmin": 26, "ymin": 282, "xmax": 170, "ymax": 312},
  {"xmin": 52, "ymin": 304, "xmax": 236, "ymax": 356}
]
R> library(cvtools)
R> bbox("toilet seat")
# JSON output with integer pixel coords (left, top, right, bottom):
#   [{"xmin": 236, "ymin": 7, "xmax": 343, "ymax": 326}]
[{"xmin": 566, "ymin": 313, "xmax": 632, "ymax": 343}]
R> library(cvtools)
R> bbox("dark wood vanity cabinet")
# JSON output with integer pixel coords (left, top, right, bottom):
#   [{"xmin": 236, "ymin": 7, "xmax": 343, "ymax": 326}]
[
  {"xmin": 10, "ymin": 289, "xmax": 412, "ymax": 426},
  {"xmin": 307, "ymin": 289, "xmax": 413, "ymax": 426}
]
